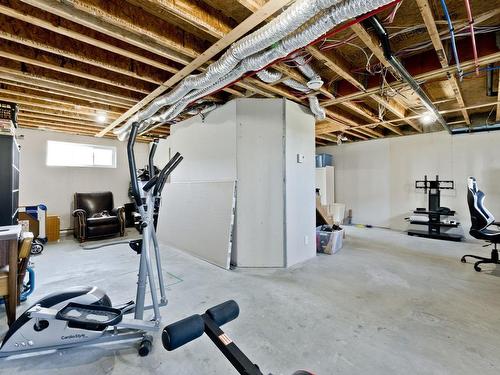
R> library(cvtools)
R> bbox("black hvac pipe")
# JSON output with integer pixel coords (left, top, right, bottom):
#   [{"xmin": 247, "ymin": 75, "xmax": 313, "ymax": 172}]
[
  {"xmin": 486, "ymin": 64, "xmax": 498, "ymax": 97},
  {"xmin": 366, "ymin": 16, "xmax": 452, "ymax": 134},
  {"xmin": 451, "ymin": 122, "xmax": 500, "ymax": 135}
]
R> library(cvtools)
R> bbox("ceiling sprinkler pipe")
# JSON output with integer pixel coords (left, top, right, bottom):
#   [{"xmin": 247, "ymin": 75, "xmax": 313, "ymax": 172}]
[{"xmin": 367, "ymin": 16, "xmax": 452, "ymax": 135}]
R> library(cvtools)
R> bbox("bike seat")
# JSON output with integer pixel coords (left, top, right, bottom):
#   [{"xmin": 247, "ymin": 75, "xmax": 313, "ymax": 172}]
[{"xmin": 56, "ymin": 302, "xmax": 123, "ymax": 331}]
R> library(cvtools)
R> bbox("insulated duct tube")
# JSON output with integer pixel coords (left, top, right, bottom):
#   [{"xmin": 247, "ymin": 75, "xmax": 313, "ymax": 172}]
[
  {"xmin": 366, "ymin": 16, "xmax": 452, "ymax": 134},
  {"xmin": 257, "ymin": 70, "xmax": 326, "ymax": 120},
  {"xmin": 293, "ymin": 55, "xmax": 324, "ymax": 90},
  {"xmin": 118, "ymin": 0, "xmax": 394, "ymax": 137},
  {"xmin": 115, "ymin": 0, "xmax": 346, "ymax": 138}
]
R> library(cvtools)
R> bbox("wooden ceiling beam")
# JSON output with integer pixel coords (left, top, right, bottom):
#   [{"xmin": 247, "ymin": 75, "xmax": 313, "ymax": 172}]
[
  {"xmin": 350, "ymin": 23, "xmax": 391, "ymax": 69},
  {"xmin": 237, "ymin": 0, "xmax": 266, "ymax": 12},
  {"xmin": 0, "ymin": 75, "xmax": 131, "ymax": 110},
  {"xmin": 321, "ymin": 53, "xmax": 500, "ymax": 106},
  {"xmin": 347, "ymin": 23, "xmax": 428, "ymax": 133},
  {"xmin": 125, "ymin": 0, "xmax": 234, "ymax": 40},
  {"xmin": 0, "ymin": 85, "xmax": 122, "ymax": 115},
  {"xmin": 370, "ymin": 94, "xmax": 422, "ymax": 132},
  {"xmin": 0, "ymin": 61, "xmax": 140, "ymax": 105},
  {"xmin": 307, "ymin": 46, "xmax": 365, "ymax": 92},
  {"xmin": 19, "ymin": 110, "xmax": 115, "ymax": 128},
  {"xmin": 0, "ymin": 42, "xmax": 153, "ymax": 94},
  {"xmin": 341, "ymin": 100, "xmax": 403, "ymax": 136},
  {"xmin": 0, "ymin": 90, "xmax": 117, "ymax": 120},
  {"xmin": 99, "ymin": 0, "xmax": 294, "ymax": 136},
  {"xmin": 415, "ymin": 0, "xmax": 470, "ymax": 125},
  {"xmin": 307, "ymin": 45, "xmax": 418, "ymax": 132},
  {"xmin": 21, "ymin": 0, "xmax": 204, "ymax": 65},
  {"xmin": 0, "ymin": 15, "xmax": 170, "ymax": 85},
  {"xmin": 0, "ymin": 1, "xmax": 180, "ymax": 74}
]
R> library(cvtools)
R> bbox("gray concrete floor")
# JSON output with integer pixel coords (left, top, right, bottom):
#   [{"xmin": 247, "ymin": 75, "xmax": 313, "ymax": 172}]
[{"xmin": 1, "ymin": 226, "xmax": 500, "ymax": 374}]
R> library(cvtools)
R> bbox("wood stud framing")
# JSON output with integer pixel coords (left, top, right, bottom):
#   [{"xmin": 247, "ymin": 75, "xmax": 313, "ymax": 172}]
[{"xmin": 0, "ymin": 0, "xmax": 497, "ymax": 141}]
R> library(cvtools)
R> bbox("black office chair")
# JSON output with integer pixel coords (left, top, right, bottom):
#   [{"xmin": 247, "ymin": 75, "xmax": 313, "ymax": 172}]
[{"xmin": 461, "ymin": 177, "xmax": 500, "ymax": 272}]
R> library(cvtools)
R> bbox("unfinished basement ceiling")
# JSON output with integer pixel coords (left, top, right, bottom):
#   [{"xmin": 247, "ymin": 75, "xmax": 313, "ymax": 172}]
[{"xmin": 0, "ymin": 0, "xmax": 498, "ymax": 144}]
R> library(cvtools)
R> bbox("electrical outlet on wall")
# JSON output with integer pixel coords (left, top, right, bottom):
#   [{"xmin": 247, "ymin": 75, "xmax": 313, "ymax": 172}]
[
  {"xmin": 297, "ymin": 153, "xmax": 304, "ymax": 163},
  {"xmin": 304, "ymin": 235, "xmax": 309, "ymax": 245}
]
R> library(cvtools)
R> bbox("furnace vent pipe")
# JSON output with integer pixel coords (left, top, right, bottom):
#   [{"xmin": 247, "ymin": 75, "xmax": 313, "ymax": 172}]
[{"xmin": 366, "ymin": 16, "xmax": 452, "ymax": 134}]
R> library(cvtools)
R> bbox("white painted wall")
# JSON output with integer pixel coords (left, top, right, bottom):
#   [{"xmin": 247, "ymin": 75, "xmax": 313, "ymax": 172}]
[
  {"xmin": 318, "ymin": 130, "xmax": 500, "ymax": 237},
  {"xmin": 17, "ymin": 128, "xmax": 148, "ymax": 229}
]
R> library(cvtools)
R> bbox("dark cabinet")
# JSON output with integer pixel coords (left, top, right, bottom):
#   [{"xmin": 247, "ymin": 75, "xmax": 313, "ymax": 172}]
[{"xmin": 0, "ymin": 134, "xmax": 20, "ymax": 225}]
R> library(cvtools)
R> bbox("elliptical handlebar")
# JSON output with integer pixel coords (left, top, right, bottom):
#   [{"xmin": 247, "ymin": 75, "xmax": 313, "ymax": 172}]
[
  {"xmin": 127, "ymin": 123, "xmax": 143, "ymax": 207},
  {"xmin": 154, "ymin": 153, "xmax": 183, "ymax": 196},
  {"xmin": 148, "ymin": 139, "xmax": 159, "ymax": 178}
]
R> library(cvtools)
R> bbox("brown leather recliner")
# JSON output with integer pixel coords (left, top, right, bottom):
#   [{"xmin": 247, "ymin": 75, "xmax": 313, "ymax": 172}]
[{"xmin": 72, "ymin": 191, "xmax": 125, "ymax": 242}]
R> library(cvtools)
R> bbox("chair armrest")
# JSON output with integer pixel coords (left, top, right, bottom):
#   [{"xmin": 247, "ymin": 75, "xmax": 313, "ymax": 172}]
[
  {"xmin": 112, "ymin": 207, "xmax": 126, "ymax": 236},
  {"xmin": 111, "ymin": 207, "xmax": 124, "ymax": 217},
  {"xmin": 72, "ymin": 209, "xmax": 87, "ymax": 242},
  {"xmin": 72, "ymin": 209, "xmax": 87, "ymax": 218}
]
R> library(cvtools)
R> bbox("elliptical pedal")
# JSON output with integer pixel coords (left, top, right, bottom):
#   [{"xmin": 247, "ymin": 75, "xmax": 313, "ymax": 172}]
[{"xmin": 56, "ymin": 302, "xmax": 124, "ymax": 331}]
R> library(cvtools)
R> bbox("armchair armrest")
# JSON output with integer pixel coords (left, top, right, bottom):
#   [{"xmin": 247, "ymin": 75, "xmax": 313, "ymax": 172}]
[
  {"xmin": 112, "ymin": 206, "xmax": 126, "ymax": 236},
  {"xmin": 72, "ymin": 209, "xmax": 87, "ymax": 218},
  {"xmin": 72, "ymin": 209, "xmax": 87, "ymax": 242}
]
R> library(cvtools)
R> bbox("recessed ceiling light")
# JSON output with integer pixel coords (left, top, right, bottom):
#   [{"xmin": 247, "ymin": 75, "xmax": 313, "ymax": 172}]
[
  {"xmin": 421, "ymin": 112, "xmax": 436, "ymax": 125},
  {"xmin": 96, "ymin": 113, "xmax": 107, "ymax": 124}
]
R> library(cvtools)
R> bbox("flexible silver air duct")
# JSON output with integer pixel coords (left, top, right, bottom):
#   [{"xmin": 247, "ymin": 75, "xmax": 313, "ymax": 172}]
[
  {"xmin": 115, "ymin": 0, "xmax": 345, "ymax": 138},
  {"xmin": 254, "ymin": 70, "xmax": 326, "ymax": 120},
  {"xmin": 292, "ymin": 55, "xmax": 324, "ymax": 90},
  {"xmin": 119, "ymin": 0, "xmax": 393, "ymax": 136},
  {"xmin": 256, "ymin": 69, "xmax": 283, "ymax": 83},
  {"xmin": 308, "ymin": 96, "xmax": 327, "ymax": 120}
]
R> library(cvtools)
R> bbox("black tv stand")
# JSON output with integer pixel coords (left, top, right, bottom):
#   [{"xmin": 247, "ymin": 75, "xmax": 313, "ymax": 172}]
[{"xmin": 407, "ymin": 175, "xmax": 462, "ymax": 242}]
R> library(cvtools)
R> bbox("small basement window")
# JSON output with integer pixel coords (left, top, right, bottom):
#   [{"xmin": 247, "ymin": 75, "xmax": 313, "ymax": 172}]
[{"xmin": 46, "ymin": 140, "xmax": 116, "ymax": 168}]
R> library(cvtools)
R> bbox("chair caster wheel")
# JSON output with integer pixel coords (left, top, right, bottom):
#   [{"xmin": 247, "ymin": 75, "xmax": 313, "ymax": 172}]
[
  {"xmin": 474, "ymin": 265, "xmax": 482, "ymax": 272},
  {"xmin": 460, "ymin": 257, "xmax": 466, "ymax": 263},
  {"xmin": 138, "ymin": 335, "xmax": 153, "ymax": 357}
]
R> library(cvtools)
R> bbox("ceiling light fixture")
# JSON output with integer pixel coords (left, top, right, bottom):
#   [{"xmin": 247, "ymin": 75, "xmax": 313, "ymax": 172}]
[
  {"xmin": 421, "ymin": 112, "xmax": 436, "ymax": 125},
  {"xmin": 96, "ymin": 112, "xmax": 107, "ymax": 124}
]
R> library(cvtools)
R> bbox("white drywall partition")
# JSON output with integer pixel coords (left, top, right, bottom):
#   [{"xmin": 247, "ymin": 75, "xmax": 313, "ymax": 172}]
[
  {"xmin": 318, "ymin": 130, "xmax": 500, "ymax": 237},
  {"xmin": 158, "ymin": 181, "xmax": 236, "ymax": 269},
  {"xmin": 235, "ymin": 99, "xmax": 286, "ymax": 267},
  {"xmin": 156, "ymin": 98, "xmax": 316, "ymax": 268},
  {"xmin": 284, "ymin": 102, "xmax": 316, "ymax": 266}
]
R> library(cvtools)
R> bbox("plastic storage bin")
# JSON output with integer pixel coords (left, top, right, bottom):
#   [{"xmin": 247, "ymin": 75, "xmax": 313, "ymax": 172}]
[
  {"xmin": 315, "ymin": 153, "xmax": 333, "ymax": 167},
  {"xmin": 316, "ymin": 225, "xmax": 344, "ymax": 254}
]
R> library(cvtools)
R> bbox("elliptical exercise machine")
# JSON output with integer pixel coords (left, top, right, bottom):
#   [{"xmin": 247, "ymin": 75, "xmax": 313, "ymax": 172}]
[{"xmin": 0, "ymin": 123, "xmax": 182, "ymax": 358}]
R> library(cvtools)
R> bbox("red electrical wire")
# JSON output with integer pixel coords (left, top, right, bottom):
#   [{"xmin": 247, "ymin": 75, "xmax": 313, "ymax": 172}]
[{"xmin": 463, "ymin": 0, "xmax": 479, "ymax": 76}]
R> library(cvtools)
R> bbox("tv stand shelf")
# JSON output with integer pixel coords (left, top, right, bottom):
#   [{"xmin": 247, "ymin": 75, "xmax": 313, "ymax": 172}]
[{"xmin": 407, "ymin": 175, "xmax": 463, "ymax": 242}]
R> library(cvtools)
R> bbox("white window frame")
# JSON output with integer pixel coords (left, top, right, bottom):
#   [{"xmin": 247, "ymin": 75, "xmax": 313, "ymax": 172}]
[{"xmin": 46, "ymin": 140, "xmax": 117, "ymax": 168}]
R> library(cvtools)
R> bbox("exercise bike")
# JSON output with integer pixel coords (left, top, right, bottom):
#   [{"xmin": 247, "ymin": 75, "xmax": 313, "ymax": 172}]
[
  {"xmin": 163, "ymin": 300, "xmax": 315, "ymax": 375},
  {"xmin": 0, "ymin": 123, "xmax": 182, "ymax": 358}
]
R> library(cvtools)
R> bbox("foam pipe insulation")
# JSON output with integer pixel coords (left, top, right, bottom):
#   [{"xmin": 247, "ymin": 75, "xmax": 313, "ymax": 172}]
[{"xmin": 116, "ymin": 0, "xmax": 394, "ymax": 139}]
